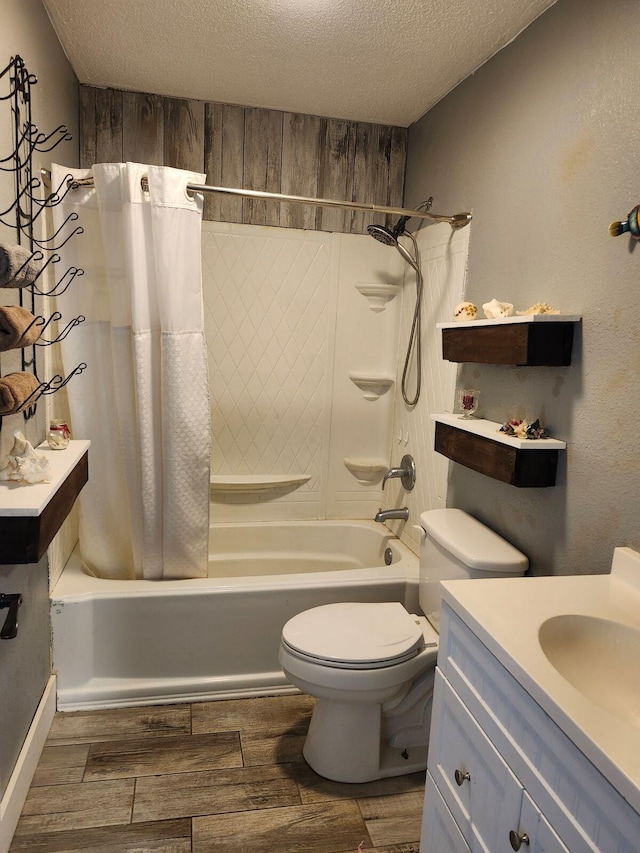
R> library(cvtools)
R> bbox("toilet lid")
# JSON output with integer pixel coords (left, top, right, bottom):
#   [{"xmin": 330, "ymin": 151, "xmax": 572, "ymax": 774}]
[{"xmin": 282, "ymin": 602, "xmax": 427, "ymax": 668}]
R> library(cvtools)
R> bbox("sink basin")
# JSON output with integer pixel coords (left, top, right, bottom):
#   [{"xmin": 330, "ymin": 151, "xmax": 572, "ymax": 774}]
[{"xmin": 539, "ymin": 614, "xmax": 640, "ymax": 728}]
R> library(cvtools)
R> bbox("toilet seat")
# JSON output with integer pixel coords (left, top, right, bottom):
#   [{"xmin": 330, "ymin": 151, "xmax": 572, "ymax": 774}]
[{"xmin": 281, "ymin": 602, "xmax": 436, "ymax": 669}]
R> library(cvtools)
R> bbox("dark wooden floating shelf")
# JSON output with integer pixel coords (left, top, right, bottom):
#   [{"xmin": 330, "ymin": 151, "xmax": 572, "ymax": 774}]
[
  {"xmin": 434, "ymin": 419, "xmax": 564, "ymax": 487},
  {"xmin": 0, "ymin": 444, "xmax": 89, "ymax": 564},
  {"xmin": 439, "ymin": 317, "xmax": 580, "ymax": 365}
]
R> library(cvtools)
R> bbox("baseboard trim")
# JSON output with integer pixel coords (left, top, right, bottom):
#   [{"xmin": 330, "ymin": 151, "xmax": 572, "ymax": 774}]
[{"xmin": 0, "ymin": 676, "xmax": 56, "ymax": 853}]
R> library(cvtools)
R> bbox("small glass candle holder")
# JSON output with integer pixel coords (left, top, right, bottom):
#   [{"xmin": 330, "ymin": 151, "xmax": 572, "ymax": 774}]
[
  {"xmin": 47, "ymin": 419, "xmax": 71, "ymax": 450},
  {"xmin": 459, "ymin": 389, "xmax": 480, "ymax": 419}
]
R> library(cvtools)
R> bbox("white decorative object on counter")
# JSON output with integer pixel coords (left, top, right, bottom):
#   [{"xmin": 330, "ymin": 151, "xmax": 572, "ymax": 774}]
[
  {"xmin": 517, "ymin": 302, "xmax": 560, "ymax": 315},
  {"xmin": 47, "ymin": 419, "xmax": 71, "ymax": 450},
  {"xmin": 0, "ymin": 430, "xmax": 51, "ymax": 483},
  {"xmin": 453, "ymin": 301, "xmax": 477, "ymax": 321},
  {"xmin": 482, "ymin": 298, "xmax": 514, "ymax": 318}
]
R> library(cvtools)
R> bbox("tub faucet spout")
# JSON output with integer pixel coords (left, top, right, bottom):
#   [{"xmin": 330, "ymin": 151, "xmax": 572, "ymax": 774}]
[{"xmin": 375, "ymin": 507, "xmax": 409, "ymax": 523}]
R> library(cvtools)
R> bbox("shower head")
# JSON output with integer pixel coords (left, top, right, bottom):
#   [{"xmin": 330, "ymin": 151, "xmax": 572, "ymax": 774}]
[
  {"xmin": 366, "ymin": 223, "xmax": 420, "ymax": 271},
  {"xmin": 367, "ymin": 197, "xmax": 434, "ymax": 252},
  {"xmin": 366, "ymin": 224, "xmax": 398, "ymax": 246}
]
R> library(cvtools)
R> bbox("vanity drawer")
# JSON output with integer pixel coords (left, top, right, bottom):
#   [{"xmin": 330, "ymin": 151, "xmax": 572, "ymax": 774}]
[
  {"xmin": 439, "ymin": 603, "xmax": 640, "ymax": 853},
  {"xmin": 518, "ymin": 790, "xmax": 570, "ymax": 853},
  {"xmin": 422, "ymin": 771, "xmax": 471, "ymax": 853},
  {"xmin": 428, "ymin": 668, "xmax": 524, "ymax": 852}
]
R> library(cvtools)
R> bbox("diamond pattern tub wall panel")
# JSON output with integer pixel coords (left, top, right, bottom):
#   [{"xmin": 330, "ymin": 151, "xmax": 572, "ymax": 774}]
[{"xmin": 202, "ymin": 222, "xmax": 406, "ymax": 523}]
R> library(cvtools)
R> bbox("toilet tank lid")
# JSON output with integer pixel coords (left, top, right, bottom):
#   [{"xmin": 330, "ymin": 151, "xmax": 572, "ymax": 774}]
[{"xmin": 419, "ymin": 509, "xmax": 528, "ymax": 573}]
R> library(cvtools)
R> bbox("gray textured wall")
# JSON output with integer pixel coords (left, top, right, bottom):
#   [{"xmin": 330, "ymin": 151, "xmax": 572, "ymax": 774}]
[
  {"xmin": 0, "ymin": 0, "xmax": 78, "ymax": 798},
  {"xmin": 405, "ymin": 0, "xmax": 640, "ymax": 575}
]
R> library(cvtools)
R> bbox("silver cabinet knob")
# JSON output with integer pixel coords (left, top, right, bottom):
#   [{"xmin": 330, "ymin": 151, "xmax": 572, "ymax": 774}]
[
  {"xmin": 454, "ymin": 768, "xmax": 470, "ymax": 786},
  {"xmin": 509, "ymin": 830, "xmax": 530, "ymax": 850}
]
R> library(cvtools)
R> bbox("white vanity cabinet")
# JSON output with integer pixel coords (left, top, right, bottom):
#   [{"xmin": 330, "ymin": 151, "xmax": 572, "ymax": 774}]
[{"xmin": 421, "ymin": 601, "xmax": 640, "ymax": 852}]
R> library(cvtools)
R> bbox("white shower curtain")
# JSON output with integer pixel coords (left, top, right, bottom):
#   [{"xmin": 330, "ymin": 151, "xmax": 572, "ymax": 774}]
[{"xmin": 51, "ymin": 163, "xmax": 210, "ymax": 580}]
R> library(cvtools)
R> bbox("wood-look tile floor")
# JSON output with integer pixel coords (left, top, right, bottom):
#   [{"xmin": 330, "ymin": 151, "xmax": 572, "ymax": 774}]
[{"xmin": 11, "ymin": 694, "xmax": 425, "ymax": 852}]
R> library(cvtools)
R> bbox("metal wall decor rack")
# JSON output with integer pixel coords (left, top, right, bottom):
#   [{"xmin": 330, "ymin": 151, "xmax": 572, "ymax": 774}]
[{"xmin": 0, "ymin": 55, "xmax": 86, "ymax": 432}]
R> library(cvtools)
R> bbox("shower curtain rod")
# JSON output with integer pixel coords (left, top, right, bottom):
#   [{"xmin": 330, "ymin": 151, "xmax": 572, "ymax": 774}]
[{"xmin": 41, "ymin": 169, "xmax": 472, "ymax": 228}]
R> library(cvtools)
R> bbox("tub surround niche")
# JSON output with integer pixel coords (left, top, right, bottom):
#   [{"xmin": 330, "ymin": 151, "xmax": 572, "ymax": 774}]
[{"xmin": 78, "ymin": 85, "xmax": 407, "ymax": 235}]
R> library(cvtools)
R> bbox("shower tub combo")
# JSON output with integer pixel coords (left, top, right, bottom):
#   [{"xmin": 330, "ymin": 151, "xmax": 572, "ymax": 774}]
[{"xmin": 51, "ymin": 520, "xmax": 419, "ymax": 710}]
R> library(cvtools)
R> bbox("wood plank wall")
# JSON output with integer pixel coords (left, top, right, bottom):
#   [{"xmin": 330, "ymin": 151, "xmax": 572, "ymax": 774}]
[{"xmin": 79, "ymin": 86, "xmax": 407, "ymax": 234}]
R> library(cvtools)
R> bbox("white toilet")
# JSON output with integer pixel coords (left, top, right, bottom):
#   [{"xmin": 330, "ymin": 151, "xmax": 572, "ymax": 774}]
[{"xmin": 278, "ymin": 508, "xmax": 528, "ymax": 783}]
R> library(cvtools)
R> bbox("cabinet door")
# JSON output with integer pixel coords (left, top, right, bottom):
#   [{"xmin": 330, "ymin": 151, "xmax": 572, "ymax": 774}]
[
  {"xmin": 507, "ymin": 791, "xmax": 570, "ymax": 853},
  {"xmin": 429, "ymin": 669, "xmax": 524, "ymax": 853},
  {"xmin": 421, "ymin": 771, "xmax": 471, "ymax": 853}
]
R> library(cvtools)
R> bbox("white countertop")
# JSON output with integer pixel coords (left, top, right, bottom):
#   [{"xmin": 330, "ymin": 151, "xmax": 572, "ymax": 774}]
[
  {"xmin": 432, "ymin": 413, "xmax": 567, "ymax": 450},
  {"xmin": 440, "ymin": 548, "xmax": 640, "ymax": 813},
  {"xmin": 437, "ymin": 314, "xmax": 581, "ymax": 329},
  {"xmin": 0, "ymin": 440, "xmax": 90, "ymax": 516}
]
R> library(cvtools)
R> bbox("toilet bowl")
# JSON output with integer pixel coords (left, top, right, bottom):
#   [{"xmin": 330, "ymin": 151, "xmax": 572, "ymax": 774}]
[
  {"xmin": 278, "ymin": 509, "xmax": 528, "ymax": 783},
  {"xmin": 280, "ymin": 601, "xmax": 439, "ymax": 782}
]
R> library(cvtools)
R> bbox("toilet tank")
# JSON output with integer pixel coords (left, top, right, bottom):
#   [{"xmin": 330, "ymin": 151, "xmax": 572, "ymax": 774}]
[{"xmin": 418, "ymin": 508, "xmax": 528, "ymax": 632}]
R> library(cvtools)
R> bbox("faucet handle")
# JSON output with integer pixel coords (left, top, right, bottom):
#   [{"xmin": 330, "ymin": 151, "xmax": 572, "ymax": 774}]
[{"xmin": 382, "ymin": 454, "xmax": 416, "ymax": 491}]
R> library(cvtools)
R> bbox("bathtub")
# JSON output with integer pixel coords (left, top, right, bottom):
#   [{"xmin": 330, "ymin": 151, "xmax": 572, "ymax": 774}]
[{"xmin": 51, "ymin": 521, "xmax": 419, "ymax": 711}]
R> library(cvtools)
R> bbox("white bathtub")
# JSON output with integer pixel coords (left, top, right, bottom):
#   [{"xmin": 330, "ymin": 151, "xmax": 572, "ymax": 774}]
[{"xmin": 51, "ymin": 521, "xmax": 419, "ymax": 711}]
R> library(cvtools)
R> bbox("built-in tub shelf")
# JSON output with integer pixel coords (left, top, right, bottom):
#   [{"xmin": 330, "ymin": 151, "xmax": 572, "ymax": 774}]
[
  {"xmin": 432, "ymin": 414, "xmax": 566, "ymax": 488},
  {"xmin": 210, "ymin": 474, "xmax": 311, "ymax": 495},
  {"xmin": 348, "ymin": 373, "xmax": 395, "ymax": 401},
  {"xmin": 343, "ymin": 458, "xmax": 389, "ymax": 484},
  {"xmin": 438, "ymin": 315, "xmax": 581, "ymax": 365},
  {"xmin": 0, "ymin": 440, "xmax": 90, "ymax": 564},
  {"xmin": 355, "ymin": 282, "xmax": 401, "ymax": 312}
]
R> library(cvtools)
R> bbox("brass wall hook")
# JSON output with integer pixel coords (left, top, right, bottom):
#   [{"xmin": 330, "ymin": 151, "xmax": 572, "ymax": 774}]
[{"xmin": 609, "ymin": 203, "xmax": 640, "ymax": 238}]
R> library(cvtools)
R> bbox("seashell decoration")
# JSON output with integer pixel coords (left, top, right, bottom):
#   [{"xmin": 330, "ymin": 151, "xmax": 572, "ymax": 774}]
[
  {"xmin": 453, "ymin": 301, "xmax": 478, "ymax": 321},
  {"xmin": 0, "ymin": 430, "xmax": 51, "ymax": 483},
  {"xmin": 483, "ymin": 298, "xmax": 514, "ymax": 319},
  {"xmin": 516, "ymin": 302, "xmax": 560, "ymax": 315}
]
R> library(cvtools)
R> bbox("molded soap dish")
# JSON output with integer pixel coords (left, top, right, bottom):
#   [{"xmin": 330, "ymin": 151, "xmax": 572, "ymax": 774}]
[
  {"xmin": 210, "ymin": 474, "xmax": 311, "ymax": 495},
  {"xmin": 344, "ymin": 458, "xmax": 389, "ymax": 485},
  {"xmin": 355, "ymin": 282, "xmax": 401, "ymax": 312},
  {"xmin": 349, "ymin": 373, "xmax": 395, "ymax": 401}
]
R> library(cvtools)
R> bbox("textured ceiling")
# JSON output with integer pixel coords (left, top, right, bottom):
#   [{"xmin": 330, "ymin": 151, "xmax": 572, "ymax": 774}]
[{"xmin": 43, "ymin": 0, "xmax": 556, "ymax": 127}]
